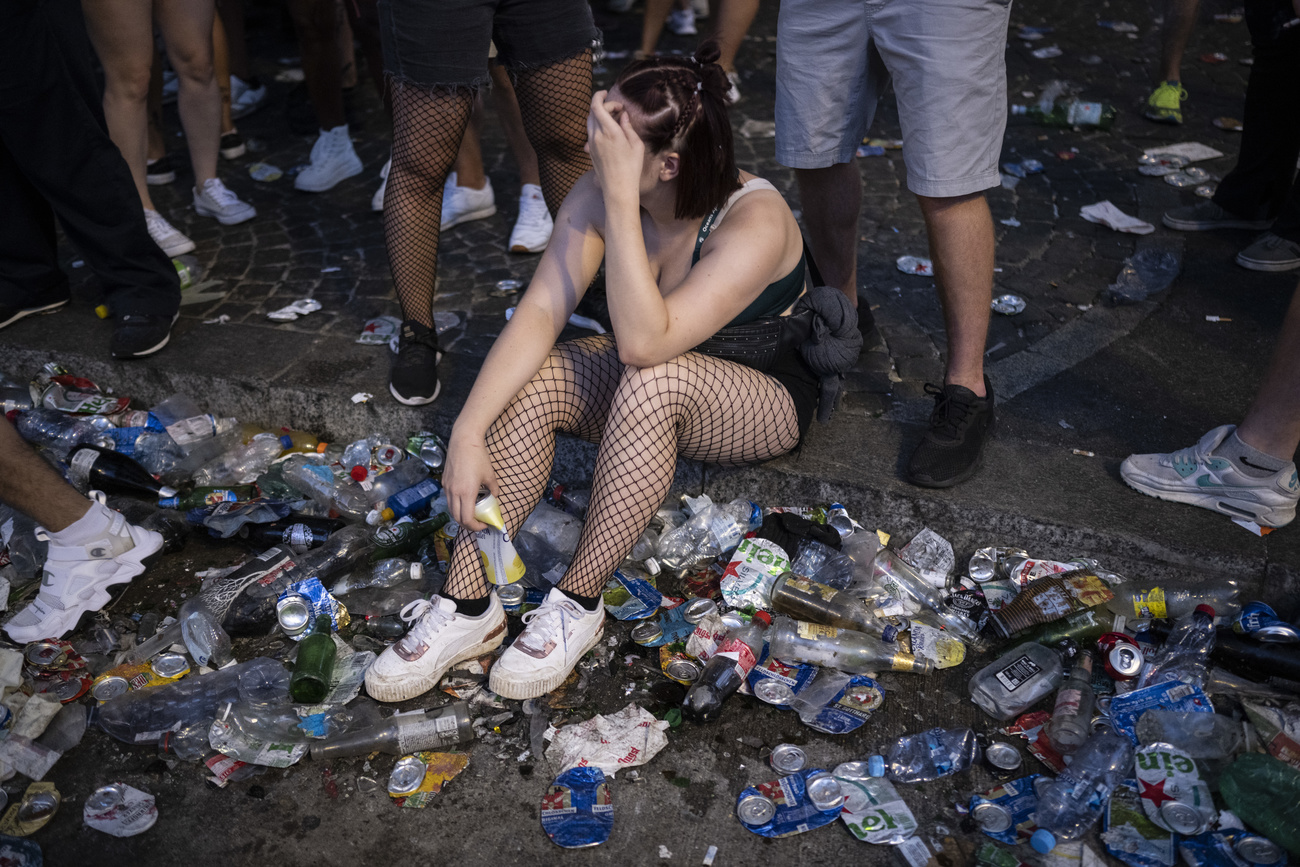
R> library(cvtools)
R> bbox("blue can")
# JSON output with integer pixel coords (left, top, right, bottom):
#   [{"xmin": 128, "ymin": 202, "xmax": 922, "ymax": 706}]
[
  {"xmin": 1232, "ymin": 602, "xmax": 1300, "ymax": 643},
  {"xmin": 540, "ymin": 766, "xmax": 613, "ymax": 849},
  {"xmin": 735, "ymin": 768, "xmax": 843, "ymax": 838},
  {"xmin": 969, "ymin": 775, "xmax": 1042, "ymax": 846}
]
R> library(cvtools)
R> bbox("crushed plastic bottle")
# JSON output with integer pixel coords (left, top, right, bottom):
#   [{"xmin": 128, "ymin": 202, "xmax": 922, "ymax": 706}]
[
  {"xmin": 1105, "ymin": 248, "xmax": 1182, "ymax": 304},
  {"xmin": 1031, "ymin": 729, "xmax": 1134, "ymax": 852},
  {"xmin": 1137, "ymin": 604, "xmax": 1216, "ymax": 690},
  {"xmin": 881, "ymin": 727, "xmax": 978, "ymax": 783}
]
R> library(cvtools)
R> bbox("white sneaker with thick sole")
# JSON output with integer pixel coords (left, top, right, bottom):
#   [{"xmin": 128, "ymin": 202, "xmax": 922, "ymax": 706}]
[
  {"xmin": 1121, "ymin": 424, "xmax": 1300, "ymax": 528},
  {"xmin": 230, "ymin": 75, "xmax": 268, "ymax": 120},
  {"xmin": 509, "ymin": 184, "xmax": 553, "ymax": 253},
  {"xmin": 667, "ymin": 7, "xmax": 697, "ymax": 34},
  {"xmin": 295, "ymin": 125, "xmax": 364, "ymax": 193},
  {"xmin": 144, "ymin": 209, "xmax": 196, "ymax": 256},
  {"xmin": 5, "ymin": 493, "xmax": 164, "ymax": 643},
  {"xmin": 371, "ymin": 157, "xmax": 391, "ymax": 212},
  {"xmin": 193, "ymin": 178, "xmax": 257, "ymax": 225},
  {"xmin": 489, "ymin": 588, "xmax": 605, "ymax": 700},
  {"xmin": 365, "ymin": 595, "xmax": 507, "ymax": 702},
  {"xmin": 724, "ymin": 70, "xmax": 741, "ymax": 104},
  {"xmin": 441, "ymin": 172, "xmax": 497, "ymax": 229}
]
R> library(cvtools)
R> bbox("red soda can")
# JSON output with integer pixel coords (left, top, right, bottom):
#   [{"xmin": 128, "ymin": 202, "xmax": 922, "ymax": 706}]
[{"xmin": 1097, "ymin": 632, "xmax": 1143, "ymax": 680}]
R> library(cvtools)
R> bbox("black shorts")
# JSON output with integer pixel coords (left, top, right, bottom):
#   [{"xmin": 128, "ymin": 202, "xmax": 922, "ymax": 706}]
[
  {"xmin": 768, "ymin": 345, "xmax": 819, "ymax": 442},
  {"xmin": 378, "ymin": 0, "xmax": 600, "ymax": 89}
]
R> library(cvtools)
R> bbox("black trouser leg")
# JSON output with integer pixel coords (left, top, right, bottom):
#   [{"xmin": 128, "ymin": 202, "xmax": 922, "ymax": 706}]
[
  {"xmin": 0, "ymin": 0, "xmax": 179, "ymax": 318},
  {"xmin": 0, "ymin": 137, "xmax": 68, "ymax": 307}
]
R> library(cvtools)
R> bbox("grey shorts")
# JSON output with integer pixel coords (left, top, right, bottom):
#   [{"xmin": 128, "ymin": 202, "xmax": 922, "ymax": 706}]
[
  {"xmin": 379, "ymin": 0, "xmax": 599, "ymax": 89},
  {"xmin": 775, "ymin": 0, "xmax": 1012, "ymax": 198}
]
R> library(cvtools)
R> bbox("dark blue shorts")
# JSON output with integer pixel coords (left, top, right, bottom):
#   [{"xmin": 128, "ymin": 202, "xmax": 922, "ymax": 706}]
[{"xmin": 378, "ymin": 0, "xmax": 600, "ymax": 88}]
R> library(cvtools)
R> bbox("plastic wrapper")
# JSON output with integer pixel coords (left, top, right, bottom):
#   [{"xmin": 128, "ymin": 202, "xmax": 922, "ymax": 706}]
[
  {"xmin": 1240, "ymin": 700, "xmax": 1300, "ymax": 770},
  {"xmin": 1109, "ymin": 683, "xmax": 1213, "ymax": 744},
  {"xmin": 601, "ymin": 570, "xmax": 662, "ymax": 621},
  {"xmin": 839, "ymin": 774, "xmax": 918, "ymax": 843},
  {"xmin": 720, "ymin": 537, "xmax": 790, "ymax": 609},
  {"xmin": 789, "ymin": 671, "xmax": 884, "ymax": 734},
  {"xmin": 735, "ymin": 769, "xmax": 842, "ymax": 838},
  {"xmin": 540, "ymin": 766, "xmax": 612, "ymax": 849},
  {"xmin": 1106, "ymin": 248, "xmax": 1182, "ymax": 305},
  {"xmin": 544, "ymin": 704, "xmax": 669, "ymax": 778},
  {"xmin": 898, "ymin": 528, "xmax": 955, "ymax": 589}
]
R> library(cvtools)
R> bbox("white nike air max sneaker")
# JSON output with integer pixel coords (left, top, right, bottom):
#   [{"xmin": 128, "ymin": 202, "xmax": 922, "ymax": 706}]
[{"xmin": 1121, "ymin": 424, "xmax": 1299, "ymax": 527}]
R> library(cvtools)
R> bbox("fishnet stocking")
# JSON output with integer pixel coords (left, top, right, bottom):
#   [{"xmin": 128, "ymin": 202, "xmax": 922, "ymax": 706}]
[
  {"xmin": 512, "ymin": 50, "xmax": 594, "ymax": 218},
  {"xmin": 444, "ymin": 336, "xmax": 801, "ymax": 600},
  {"xmin": 384, "ymin": 85, "xmax": 472, "ymax": 328}
]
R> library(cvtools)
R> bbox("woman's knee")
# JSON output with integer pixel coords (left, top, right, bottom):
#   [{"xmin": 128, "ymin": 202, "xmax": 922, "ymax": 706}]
[
  {"xmin": 613, "ymin": 361, "xmax": 684, "ymax": 413},
  {"xmin": 104, "ymin": 63, "xmax": 153, "ymax": 104}
]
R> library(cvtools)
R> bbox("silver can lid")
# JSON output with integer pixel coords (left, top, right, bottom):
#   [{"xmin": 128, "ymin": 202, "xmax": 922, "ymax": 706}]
[
  {"xmin": 85, "ymin": 784, "xmax": 127, "ymax": 813},
  {"xmin": 92, "ymin": 676, "xmax": 130, "ymax": 702},
  {"xmin": 152, "ymin": 653, "xmax": 191, "ymax": 679},
  {"xmin": 682, "ymin": 598, "xmax": 718, "ymax": 625},
  {"xmin": 769, "ymin": 744, "xmax": 806, "ymax": 774},
  {"xmin": 388, "ymin": 755, "xmax": 428, "ymax": 796},
  {"xmin": 24, "ymin": 641, "xmax": 67, "ymax": 669},
  {"xmin": 665, "ymin": 658, "xmax": 701, "ymax": 683},
  {"xmin": 991, "ymin": 293, "xmax": 1027, "ymax": 315},
  {"xmin": 276, "ymin": 593, "xmax": 312, "ymax": 635},
  {"xmin": 972, "ymin": 801, "xmax": 1014, "ymax": 833},
  {"xmin": 1106, "ymin": 642, "xmax": 1144, "ymax": 678},
  {"xmin": 1235, "ymin": 835, "xmax": 1284, "ymax": 864},
  {"xmin": 631, "ymin": 620, "xmax": 664, "ymax": 645},
  {"xmin": 497, "ymin": 583, "xmax": 526, "ymax": 604},
  {"xmin": 753, "ymin": 678, "xmax": 796, "ymax": 706},
  {"xmin": 737, "ymin": 794, "xmax": 776, "ymax": 825},
  {"xmin": 984, "ymin": 741, "xmax": 1022, "ymax": 772},
  {"xmin": 1253, "ymin": 623, "xmax": 1300, "ymax": 642},
  {"xmin": 1159, "ymin": 802, "xmax": 1207, "ymax": 836},
  {"xmin": 805, "ymin": 773, "xmax": 844, "ymax": 812}
]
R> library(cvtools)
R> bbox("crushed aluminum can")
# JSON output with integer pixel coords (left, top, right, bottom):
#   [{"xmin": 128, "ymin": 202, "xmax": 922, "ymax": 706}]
[
  {"xmin": 736, "ymin": 769, "xmax": 842, "ymax": 838},
  {"xmin": 1232, "ymin": 601, "xmax": 1299, "ymax": 643},
  {"xmin": 984, "ymin": 741, "xmax": 1024, "ymax": 776},
  {"xmin": 91, "ymin": 676, "xmax": 129, "ymax": 702},
  {"xmin": 630, "ymin": 619, "xmax": 663, "ymax": 645},
  {"xmin": 1134, "ymin": 743, "xmax": 1216, "ymax": 836},
  {"xmin": 276, "ymin": 593, "xmax": 312, "ymax": 636},
  {"xmin": 358, "ymin": 315, "xmax": 402, "ymax": 345},
  {"xmin": 152, "ymin": 653, "xmax": 190, "ymax": 679},
  {"xmin": 968, "ymin": 547, "xmax": 1029, "ymax": 583},
  {"xmin": 1098, "ymin": 632, "xmax": 1144, "ymax": 680},
  {"xmin": 83, "ymin": 784, "xmax": 158, "ymax": 837},
  {"xmin": 0, "ymin": 783, "xmax": 60, "ymax": 838},
  {"xmin": 540, "ymin": 766, "xmax": 613, "ymax": 849},
  {"xmin": 1213, "ymin": 117, "xmax": 1243, "ymax": 131},
  {"xmin": 1103, "ymin": 778, "xmax": 1177, "ymax": 867},
  {"xmin": 720, "ymin": 537, "xmax": 790, "ymax": 610},
  {"xmin": 748, "ymin": 644, "xmax": 817, "ymax": 706},
  {"xmin": 969, "ymin": 775, "xmax": 1041, "ymax": 845},
  {"xmin": 1031, "ymin": 44, "xmax": 1063, "ymax": 59},
  {"xmin": 388, "ymin": 755, "xmax": 428, "ymax": 796},
  {"xmin": 266, "ymin": 298, "xmax": 321, "ymax": 322},
  {"xmin": 1194, "ymin": 184, "xmax": 1217, "ymax": 199},
  {"xmin": 659, "ymin": 648, "xmax": 701, "ymax": 684},
  {"xmin": 247, "ymin": 162, "xmax": 283, "ymax": 182},
  {"xmin": 24, "ymin": 640, "xmax": 69, "ymax": 670},
  {"xmin": 769, "ymin": 744, "xmax": 806, "ymax": 775},
  {"xmin": 406, "ymin": 431, "xmax": 446, "ymax": 470},
  {"xmin": 896, "ymin": 255, "xmax": 934, "ymax": 276},
  {"xmin": 1235, "ymin": 835, "xmax": 1285, "ymax": 865},
  {"xmin": 991, "ymin": 294, "xmax": 1027, "ymax": 315},
  {"xmin": 1138, "ymin": 153, "xmax": 1190, "ymax": 177},
  {"xmin": 682, "ymin": 597, "xmax": 717, "ymax": 625},
  {"xmin": 493, "ymin": 279, "xmax": 524, "ymax": 296}
]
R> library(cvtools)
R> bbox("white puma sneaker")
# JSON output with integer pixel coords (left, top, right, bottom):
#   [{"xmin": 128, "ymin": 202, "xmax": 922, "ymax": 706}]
[
  {"xmin": 364, "ymin": 595, "xmax": 507, "ymax": 702},
  {"xmin": 488, "ymin": 588, "xmax": 605, "ymax": 700}
]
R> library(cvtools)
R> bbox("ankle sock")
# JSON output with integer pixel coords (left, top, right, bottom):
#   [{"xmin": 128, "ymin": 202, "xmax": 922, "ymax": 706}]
[
  {"xmin": 451, "ymin": 595, "xmax": 492, "ymax": 617},
  {"xmin": 563, "ymin": 590, "xmax": 604, "ymax": 613},
  {"xmin": 1214, "ymin": 429, "xmax": 1290, "ymax": 478},
  {"xmin": 49, "ymin": 502, "xmax": 111, "ymax": 544}
]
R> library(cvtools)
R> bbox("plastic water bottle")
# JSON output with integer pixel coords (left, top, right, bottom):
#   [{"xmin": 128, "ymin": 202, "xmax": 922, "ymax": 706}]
[
  {"xmin": 15, "ymin": 408, "xmax": 111, "ymax": 458},
  {"xmin": 1105, "ymin": 580, "xmax": 1240, "ymax": 621},
  {"xmin": 1138, "ymin": 604, "xmax": 1216, "ymax": 690},
  {"xmin": 192, "ymin": 433, "xmax": 284, "ymax": 486},
  {"xmin": 365, "ymin": 458, "xmax": 430, "ymax": 505},
  {"xmin": 331, "ymin": 558, "xmax": 422, "ymax": 595},
  {"xmin": 655, "ymin": 498, "xmax": 759, "ymax": 572},
  {"xmin": 1031, "ymin": 729, "xmax": 1134, "ymax": 852},
  {"xmin": 179, "ymin": 598, "xmax": 233, "ymax": 669},
  {"xmin": 881, "ymin": 727, "xmax": 978, "ymax": 783}
]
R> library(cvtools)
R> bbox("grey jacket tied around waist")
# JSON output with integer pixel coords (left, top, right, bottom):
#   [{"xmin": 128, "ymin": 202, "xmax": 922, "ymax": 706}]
[{"xmin": 795, "ymin": 286, "xmax": 863, "ymax": 422}]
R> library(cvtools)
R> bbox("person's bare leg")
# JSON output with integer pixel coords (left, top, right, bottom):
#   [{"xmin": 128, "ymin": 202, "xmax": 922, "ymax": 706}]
[
  {"xmin": 337, "ymin": 1, "xmax": 358, "ymax": 89},
  {"xmin": 215, "ymin": 0, "xmax": 250, "ymax": 81},
  {"xmin": 795, "ymin": 162, "xmax": 861, "ymax": 308},
  {"xmin": 713, "ymin": 0, "xmax": 759, "ymax": 73},
  {"xmin": 489, "ymin": 65, "xmax": 540, "ymax": 187},
  {"xmin": 0, "ymin": 421, "xmax": 89, "ymax": 533},
  {"xmin": 918, "ymin": 192, "xmax": 993, "ymax": 396},
  {"xmin": 156, "ymin": 0, "xmax": 221, "ymax": 186},
  {"xmin": 147, "ymin": 48, "xmax": 167, "ymax": 163},
  {"xmin": 1160, "ymin": 0, "xmax": 1200, "ymax": 84},
  {"xmin": 212, "ymin": 11, "xmax": 235, "ymax": 135},
  {"xmin": 452, "ymin": 97, "xmax": 487, "ymax": 190},
  {"xmin": 286, "ymin": 0, "xmax": 347, "ymax": 129},
  {"xmin": 639, "ymin": 0, "xmax": 675, "ymax": 56},
  {"xmin": 1237, "ymin": 284, "xmax": 1300, "ymax": 460},
  {"xmin": 82, "ymin": 0, "xmax": 156, "ymax": 209}
]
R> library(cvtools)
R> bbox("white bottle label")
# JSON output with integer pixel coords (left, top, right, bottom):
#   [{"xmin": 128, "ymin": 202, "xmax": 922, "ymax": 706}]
[
  {"xmin": 395, "ymin": 714, "xmax": 460, "ymax": 754},
  {"xmin": 994, "ymin": 654, "xmax": 1043, "ymax": 692},
  {"xmin": 165, "ymin": 414, "xmax": 217, "ymax": 446},
  {"xmin": 1067, "ymin": 101, "xmax": 1103, "ymax": 126},
  {"xmin": 69, "ymin": 448, "xmax": 98, "ymax": 490}
]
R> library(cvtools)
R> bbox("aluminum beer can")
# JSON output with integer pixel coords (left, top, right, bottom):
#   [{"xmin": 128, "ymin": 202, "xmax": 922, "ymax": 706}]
[
  {"xmin": 498, "ymin": 583, "xmax": 526, "ymax": 616},
  {"xmin": 1233, "ymin": 602, "xmax": 1300, "ymax": 643},
  {"xmin": 1098, "ymin": 632, "xmax": 1144, "ymax": 680},
  {"xmin": 630, "ymin": 619, "xmax": 663, "ymax": 645},
  {"xmin": 769, "ymin": 744, "xmax": 806, "ymax": 774},
  {"xmin": 984, "ymin": 741, "xmax": 1023, "ymax": 776},
  {"xmin": 91, "ymin": 676, "xmax": 129, "ymax": 702},
  {"xmin": 1134, "ymin": 743, "xmax": 1216, "ymax": 836},
  {"xmin": 1235, "ymin": 835, "xmax": 1285, "ymax": 865},
  {"xmin": 736, "ymin": 794, "xmax": 776, "ymax": 826},
  {"xmin": 276, "ymin": 593, "xmax": 312, "ymax": 636},
  {"xmin": 804, "ymin": 773, "xmax": 845, "ymax": 812},
  {"xmin": 682, "ymin": 597, "xmax": 718, "ymax": 625},
  {"xmin": 971, "ymin": 801, "xmax": 1014, "ymax": 834},
  {"xmin": 152, "ymin": 653, "xmax": 190, "ymax": 679},
  {"xmin": 24, "ymin": 641, "xmax": 68, "ymax": 669},
  {"xmin": 753, "ymin": 678, "xmax": 795, "ymax": 705},
  {"xmin": 388, "ymin": 755, "xmax": 427, "ymax": 796}
]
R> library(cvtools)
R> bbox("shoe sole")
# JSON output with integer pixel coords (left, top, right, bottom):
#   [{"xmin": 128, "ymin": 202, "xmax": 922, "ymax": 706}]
[
  {"xmin": 906, "ymin": 417, "xmax": 996, "ymax": 489},
  {"xmin": 220, "ymin": 143, "xmax": 247, "ymax": 160},
  {"xmin": 1236, "ymin": 252, "xmax": 1300, "ymax": 272},
  {"xmin": 510, "ymin": 239, "xmax": 548, "ymax": 254},
  {"xmin": 1121, "ymin": 471, "xmax": 1296, "ymax": 527},
  {"xmin": 193, "ymin": 200, "xmax": 256, "ymax": 226},
  {"xmin": 390, "ymin": 349, "xmax": 443, "ymax": 405},
  {"xmin": 5, "ymin": 526, "xmax": 163, "ymax": 643},
  {"xmin": 1143, "ymin": 111, "xmax": 1182, "ymax": 125},
  {"xmin": 294, "ymin": 157, "xmax": 364, "ymax": 193},
  {"xmin": 157, "ymin": 235, "xmax": 197, "ymax": 256},
  {"xmin": 1162, "ymin": 214, "xmax": 1273, "ymax": 232},
  {"xmin": 364, "ymin": 614, "xmax": 507, "ymax": 703},
  {"xmin": 443, "ymin": 204, "xmax": 497, "ymax": 230},
  {"xmin": 0, "ymin": 298, "xmax": 68, "ymax": 330},
  {"xmin": 488, "ymin": 622, "xmax": 605, "ymax": 700},
  {"xmin": 146, "ymin": 172, "xmax": 176, "ymax": 186},
  {"xmin": 113, "ymin": 313, "xmax": 179, "ymax": 359}
]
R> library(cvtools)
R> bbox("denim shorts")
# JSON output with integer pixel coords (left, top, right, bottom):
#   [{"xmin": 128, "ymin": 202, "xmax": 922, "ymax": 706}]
[
  {"xmin": 775, "ymin": 0, "xmax": 1012, "ymax": 198},
  {"xmin": 378, "ymin": 0, "xmax": 599, "ymax": 89}
]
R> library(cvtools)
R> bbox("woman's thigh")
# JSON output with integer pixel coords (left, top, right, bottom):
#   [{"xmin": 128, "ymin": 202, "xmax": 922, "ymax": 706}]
[
  {"xmin": 490, "ymin": 334, "xmax": 625, "ymax": 448},
  {"xmin": 83, "ymin": 0, "xmax": 154, "ymax": 90},
  {"xmin": 155, "ymin": 0, "xmax": 216, "ymax": 78}
]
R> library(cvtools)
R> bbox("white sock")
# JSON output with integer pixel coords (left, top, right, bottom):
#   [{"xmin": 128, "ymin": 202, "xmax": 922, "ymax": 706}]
[{"xmin": 48, "ymin": 501, "xmax": 112, "ymax": 544}]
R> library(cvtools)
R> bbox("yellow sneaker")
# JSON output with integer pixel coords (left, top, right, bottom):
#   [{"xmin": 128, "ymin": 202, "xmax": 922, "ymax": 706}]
[{"xmin": 1145, "ymin": 81, "xmax": 1188, "ymax": 124}]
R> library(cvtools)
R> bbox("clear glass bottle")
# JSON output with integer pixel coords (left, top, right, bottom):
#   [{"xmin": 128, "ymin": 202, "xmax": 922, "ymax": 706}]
[
  {"xmin": 1045, "ymin": 650, "xmax": 1096, "ymax": 753},
  {"xmin": 767, "ymin": 616, "xmax": 932, "ymax": 675},
  {"xmin": 309, "ymin": 703, "xmax": 475, "ymax": 759}
]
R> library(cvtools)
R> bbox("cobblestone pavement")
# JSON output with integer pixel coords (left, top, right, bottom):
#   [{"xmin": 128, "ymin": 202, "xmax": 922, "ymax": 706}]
[{"xmin": 55, "ymin": 0, "xmax": 1256, "ymax": 419}]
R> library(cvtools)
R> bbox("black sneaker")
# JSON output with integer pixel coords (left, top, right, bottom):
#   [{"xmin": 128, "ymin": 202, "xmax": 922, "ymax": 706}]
[
  {"xmin": 146, "ymin": 154, "xmax": 176, "ymax": 185},
  {"xmin": 905, "ymin": 376, "xmax": 995, "ymax": 488},
  {"xmin": 0, "ymin": 286, "xmax": 70, "ymax": 330},
  {"xmin": 390, "ymin": 320, "xmax": 442, "ymax": 405},
  {"xmin": 219, "ymin": 131, "xmax": 246, "ymax": 160},
  {"xmin": 111, "ymin": 312, "xmax": 178, "ymax": 359}
]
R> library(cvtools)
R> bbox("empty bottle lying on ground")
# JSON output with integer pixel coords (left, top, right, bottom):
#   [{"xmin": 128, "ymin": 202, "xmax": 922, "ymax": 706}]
[{"xmin": 767, "ymin": 616, "xmax": 933, "ymax": 675}]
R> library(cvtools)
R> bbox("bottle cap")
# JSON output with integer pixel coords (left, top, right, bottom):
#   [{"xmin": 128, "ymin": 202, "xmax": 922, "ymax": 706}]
[
  {"xmin": 1030, "ymin": 830, "xmax": 1056, "ymax": 853},
  {"xmin": 280, "ymin": 434, "xmax": 293, "ymax": 449},
  {"xmin": 351, "ymin": 465, "xmax": 368, "ymax": 482},
  {"xmin": 410, "ymin": 562, "xmax": 422, "ymax": 582},
  {"xmin": 1194, "ymin": 604, "xmax": 1215, "ymax": 619},
  {"xmin": 316, "ymin": 442, "xmax": 328, "ymax": 453},
  {"xmin": 866, "ymin": 755, "xmax": 885, "ymax": 778},
  {"xmin": 753, "ymin": 611, "xmax": 772, "ymax": 626},
  {"xmin": 380, "ymin": 508, "xmax": 395, "ymax": 523},
  {"xmin": 365, "ymin": 509, "xmax": 382, "ymax": 526}
]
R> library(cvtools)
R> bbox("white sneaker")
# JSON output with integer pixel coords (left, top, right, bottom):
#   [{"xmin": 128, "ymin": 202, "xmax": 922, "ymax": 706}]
[
  {"xmin": 371, "ymin": 157, "xmax": 391, "ymax": 212},
  {"xmin": 144, "ymin": 208, "xmax": 195, "ymax": 257},
  {"xmin": 489, "ymin": 588, "xmax": 605, "ymax": 700},
  {"xmin": 230, "ymin": 75, "xmax": 268, "ymax": 120},
  {"xmin": 1121, "ymin": 424, "xmax": 1300, "ymax": 528},
  {"xmin": 724, "ymin": 70, "xmax": 741, "ymax": 105},
  {"xmin": 667, "ymin": 7, "xmax": 697, "ymax": 35},
  {"xmin": 294, "ymin": 125, "xmax": 364, "ymax": 193},
  {"xmin": 441, "ymin": 171, "xmax": 497, "ymax": 229},
  {"xmin": 5, "ymin": 493, "xmax": 164, "ymax": 643},
  {"xmin": 509, "ymin": 184, "xmax": 553, "ymax": 253},
  {"xmin": 193, "ymin": 178, "xmax": 257, "ymax": 225},
  {"xmin": 364, "ymin": 595, "xmax": 507, "ymax": 702}
]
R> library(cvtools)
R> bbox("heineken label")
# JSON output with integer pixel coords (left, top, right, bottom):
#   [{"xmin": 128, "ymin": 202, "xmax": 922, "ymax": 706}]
[
  {"xmin": 1134, "ymin": 743, "xmax": 1216, "ymax": 836},
  {"xmin": 720, "ymin": 537, "xmax": 789, "ymax": 610}
]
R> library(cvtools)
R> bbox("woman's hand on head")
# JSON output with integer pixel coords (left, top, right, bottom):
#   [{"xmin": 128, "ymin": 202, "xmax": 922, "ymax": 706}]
[
  {"xmin": 586, "ymin": 90, "xmax": 645, "ymax": 208},
  {"xmin": 442, "ymin": 434, "xmax": 497, "ymax": 532}
]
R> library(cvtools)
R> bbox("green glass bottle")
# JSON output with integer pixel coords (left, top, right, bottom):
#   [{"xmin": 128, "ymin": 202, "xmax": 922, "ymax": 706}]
[
  {"xmin": 1018, "ymin": 604, "xmax": 1117, "ymax": 646},
  {"xmin": 367, "ymin": 511, "xmax": 450, "ymax": 562},
  {"xmin": 289, "ymin": 615, "xmax": 337, "ymax": 704}
]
